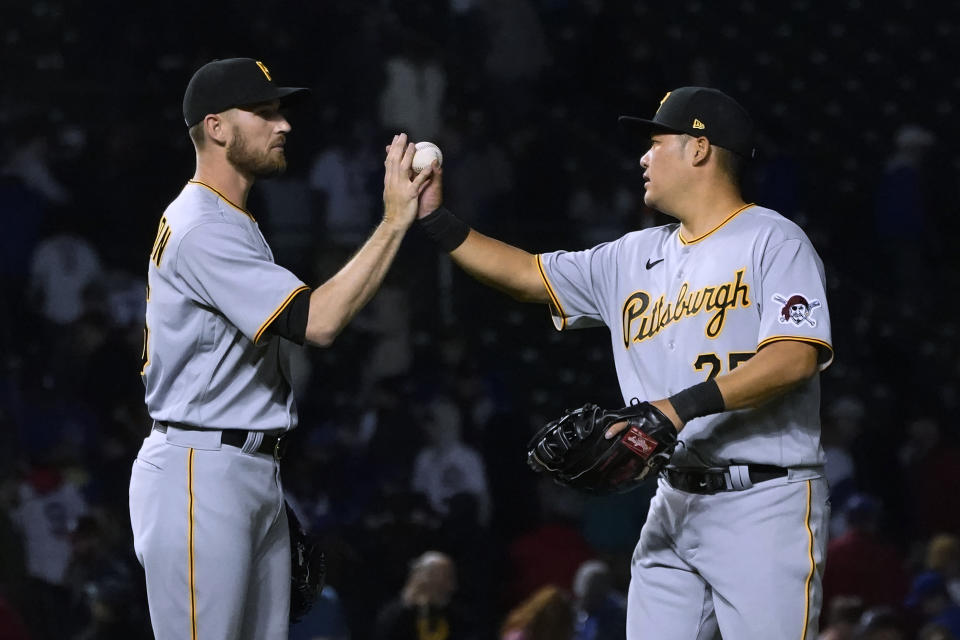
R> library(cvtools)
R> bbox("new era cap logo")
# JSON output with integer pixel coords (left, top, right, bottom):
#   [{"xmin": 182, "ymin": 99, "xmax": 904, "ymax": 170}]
[
  {"xmin": 692, "ymin": 118, "xmax": 705, "ymax": 129},
  {"xmin": 255, "ymin": 61, "xmax": 272, "ymax": 81}
]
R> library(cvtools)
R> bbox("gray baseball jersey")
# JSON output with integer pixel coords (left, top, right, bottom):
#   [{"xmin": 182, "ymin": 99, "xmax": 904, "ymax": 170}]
[
  {"xmin": 538, "ymin": 204, "xmax": 832, "ymax": 468},
  {"xmin": 141, "ymin": 180, "xmax": 308, "ymax": 431},
  {"xmin": 132, "ymin": 180, "xmax": 305, "ymax": 640},
  {"xmin": 538, "ymin": 203, "xmax": 833, "ymax": 639}
]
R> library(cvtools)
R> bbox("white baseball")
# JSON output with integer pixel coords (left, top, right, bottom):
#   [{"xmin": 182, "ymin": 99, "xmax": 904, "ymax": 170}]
[{"xmin": 412, "ymin": 141, "xmax": 443, "ymax": 174}]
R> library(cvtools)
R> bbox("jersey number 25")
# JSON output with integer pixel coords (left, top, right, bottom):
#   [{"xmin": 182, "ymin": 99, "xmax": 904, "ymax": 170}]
[{"xmin": 694, "ymin": 351, "xmax": 754, "ymax": 380}]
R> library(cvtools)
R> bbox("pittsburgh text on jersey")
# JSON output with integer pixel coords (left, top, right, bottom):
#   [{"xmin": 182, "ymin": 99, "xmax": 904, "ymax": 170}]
[{"xmin": 621, "ymin": 268, "xmax": 750, "ymax": 348}]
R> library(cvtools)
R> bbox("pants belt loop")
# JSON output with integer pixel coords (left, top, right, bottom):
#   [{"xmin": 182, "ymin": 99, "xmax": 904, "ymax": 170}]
[
  {"xmin": 242, "ymin": 431, "xmax": 264, "ymax": 455},
  {"xmin": 727, "ymin": 465, "xmax": 753, "ymax": 491}
]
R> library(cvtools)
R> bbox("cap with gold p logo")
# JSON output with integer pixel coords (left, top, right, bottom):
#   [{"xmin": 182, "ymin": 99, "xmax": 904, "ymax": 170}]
[
  {"xmin": 618, "ymin": 86, "xmax": 756, "ymax": 158},
  {"xmin": 656, "ymin": 91, "xmax": 672, "ymax": 114},
  {"xmin": 182, "ymin": 57, "xmax": 310, "ymax": 127}
]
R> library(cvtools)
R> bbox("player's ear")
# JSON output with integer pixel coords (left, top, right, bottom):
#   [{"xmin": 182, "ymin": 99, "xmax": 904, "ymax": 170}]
[
  {"xmin": 691, "ymin": 136, "xmax": 711, "ymax": 166},
  {"xmin": 204, "ymin": 114, "xmax": 229, "ymax": 146}
]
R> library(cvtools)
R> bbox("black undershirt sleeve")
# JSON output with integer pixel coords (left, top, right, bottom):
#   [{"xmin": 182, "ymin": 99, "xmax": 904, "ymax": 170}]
[{"xmin": 265, "ymin": 288, "xmax": 311, "ymax": 345}]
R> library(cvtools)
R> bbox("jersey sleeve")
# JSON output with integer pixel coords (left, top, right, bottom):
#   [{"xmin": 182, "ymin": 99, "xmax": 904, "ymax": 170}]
[
  {"xmin": 175, "ymin": 222, "xmax": 308, "ymax": 344},
  {"xmin": 537, "ymin": 240, "xmax": 619, "ymax": 331},
  {"xmin": 756, "ymin": 238, "xmax": 833, "ymax": 368}
]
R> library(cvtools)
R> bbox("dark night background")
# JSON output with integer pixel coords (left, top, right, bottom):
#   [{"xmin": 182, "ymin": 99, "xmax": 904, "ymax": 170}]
[{"xmin": 1, "ymin": 1, "xmax": 959, "ymax": 638}]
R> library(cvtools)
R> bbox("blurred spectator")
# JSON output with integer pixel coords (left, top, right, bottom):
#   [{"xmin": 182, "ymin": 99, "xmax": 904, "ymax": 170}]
[
  {"xmin": 926, "ymin": 534, "xmax": 960, "ymax": 604},
  {"xmin": 899, "ymin": 418, "xmax": 960, "ymax": 537},
  {"xmin": 478, "ymin": 0, "xmax": 551, "ymax": 127},
  {"xmin": 435, "ymin": 491, "xmax": 498, "ymax": 638},
  {"xmin": 904, "ymin": 572, "xmax": 960, "ymax": 639},
  {"xmin": 1, "ymin": 134, "xmax": 70, "ymax": 207},
  {"xmin": 62, "ymin": 514, "xmax": 144, "ymax": 632},
  {"xmin": 354, "ymin": 489, "xmax": 440, "ymax": 632},
  {"xmin": 289, "ymin": 585, "xmax": 351, "ymax": 640},
  {"xmin": 0, "ymin": 4, "xmax": 958, "ymax": 639},
  {"xmin": 853, "ymin": 606, "xmax": 906, "ymax": 640},
  {"xmin": 94, "ymin": 269, "xmax": 146, "ymax": 329},
  {"xmin": 251, "ymin": 171, "xmax": 321, "ymax": 279},
  {"xmin": 9, "ymin": 464, "xmax": 88, "ymax": 587},
  {"xmin": 72, "ymin": 574, "xmax": 146, "ymax": 640},
  {"xmin": 873, "ymin": 124, "xmax": 937, "ymax": 292},
  {"xmin": 822, "ymin": 494, "xmax": 909, "ymax": 616},
  {"xmin": 500, "ymin": 584, "xmax": 574, "ymax": 640},
  {"xmin": 507, "ymin": 479, "xmax": 593, "ymax": 604},
  {"xmin": 917, "ymin": 622, "xmax": 957, "ymax": 640},
  {"xmin": 8, "ymin": 462, "xmax": 89, "ymax": 639},
  {"xmin": 441, "ymin": 112, "xmax": 516, "ymax": 228},
  {"xmin": 819, "ymin": 595, "xmax": 864, "ymax": 640},
  {"xmin": 411, "ymin": 395, "xmax": 491, "ymax": 526},
  {"xmin": 822, "ymin": 396, "xmax": 865, "ymax": 537},
  {"xmin": 429, "ymin": 332, "xmax": 501, "ymax": 439},
  {"xmin": 27, "ymin": 227, "xmax": 102, "ymax": 327},
  {"xmin": 374, "ymin": 551, "xmax": 474, "ymax": 640},
  {"xmin": 571, "ymin": 560, "xmax": 626, "ymax": 640},
  {"xmin": 377, "ymin": 30, "xmax": 446, "ymax": 141},
  {"xmin": 308, "ymin": 119, "xmax": 381, "ymax": 248},
  {"xmin": 354, "ymin": 280, "xmax": 414, "ymax": 387},
  {"xmin": 355, "ymin": 375, "xmax": 423, "ymax": 489}
]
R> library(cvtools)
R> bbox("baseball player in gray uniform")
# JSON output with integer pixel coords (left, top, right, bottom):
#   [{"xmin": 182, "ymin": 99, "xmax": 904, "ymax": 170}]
[
  {"xmin": 416, "ymin": 87, "xmax": 833, "ymax": 638},
  {"xmin": 129, "ymin": 58, "xmax": 436, "ymax": 640}
]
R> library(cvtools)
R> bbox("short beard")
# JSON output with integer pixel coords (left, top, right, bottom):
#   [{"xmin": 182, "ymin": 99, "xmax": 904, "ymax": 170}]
[{"xmin": 226, "ymin": 129, "xmax": 287, "ymax": 178}]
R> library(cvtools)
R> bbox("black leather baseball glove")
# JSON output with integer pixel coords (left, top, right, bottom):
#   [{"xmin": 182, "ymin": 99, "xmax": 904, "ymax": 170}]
[
  {"xmin": 286, "ymin": 500, "xmax": 325, "ymax": 623},
  {"xmin": 526, "ymin": 400, "xmax": 678, "ymax": 495}
]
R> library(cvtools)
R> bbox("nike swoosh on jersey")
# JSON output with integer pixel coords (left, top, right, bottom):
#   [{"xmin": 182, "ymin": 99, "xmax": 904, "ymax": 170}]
[{"xmin": 645, "ymin": 258, "xmax": 665, "ymax": 270}]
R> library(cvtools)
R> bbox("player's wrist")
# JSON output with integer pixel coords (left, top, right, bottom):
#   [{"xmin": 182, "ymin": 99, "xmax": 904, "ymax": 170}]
[
  {"xmin": 650, "ymin": 399, "xmax": 684, "ymax": 431},
  {"xmin": 418, "ymin": 207, "xmax": 471, "ymax": 252},
  {"xmin": 379, "ymin": 209, "xmax": 414, "ymax": 233},
  {"xmin": 667, "ymin": 379, "xmax": 725, "ymax": 424}
]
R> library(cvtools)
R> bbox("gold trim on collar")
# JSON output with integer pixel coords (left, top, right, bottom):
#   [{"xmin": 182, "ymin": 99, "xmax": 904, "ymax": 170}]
[
  {"xmin": 188, "ymin": 180, "xmax": 256, "ymax": 222},
  {"xmin": 678, "ymin": 203, "xmax": 754, "ymax": 245}
]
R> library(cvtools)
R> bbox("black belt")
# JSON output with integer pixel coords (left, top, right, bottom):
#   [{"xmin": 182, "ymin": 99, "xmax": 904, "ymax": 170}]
[
  {"xmin": 153, "ymin": 422, "xmax": 288, "ymax": 460},
  {"xmin": 664, "ymin": 464, "xmax": 788, "ymax": 494}
]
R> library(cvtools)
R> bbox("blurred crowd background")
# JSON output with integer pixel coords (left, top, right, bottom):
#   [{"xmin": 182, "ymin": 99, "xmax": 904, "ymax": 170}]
[{"xmin": 1, "ymin": 1, "xmax": 959, "ymax": 639}]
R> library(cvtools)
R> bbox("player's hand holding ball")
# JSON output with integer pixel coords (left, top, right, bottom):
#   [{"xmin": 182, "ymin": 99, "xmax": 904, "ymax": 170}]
[
  {"xmin": 412, "ymin": 141, "xmax": 443, "ymax": 174},
  {"xmin": 383, "ymin": 134, "xmax": 436, "ymax": 229},
  {"xmin": 413, "ymin": 141, "xmax": 443, "ymax": 218}
]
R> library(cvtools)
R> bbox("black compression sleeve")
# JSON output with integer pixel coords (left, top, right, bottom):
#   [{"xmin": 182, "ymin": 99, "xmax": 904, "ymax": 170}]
[
  {"xmin": 265, "ymin": 288, "xmax": 311, "ymax": 345},
  {"xmin": 668, "ymin": 379, "xmax": 726, "ymax": 423},
  {"xmin": 418, "ymin": 207, "xmax": 471, "ymax": 252}
]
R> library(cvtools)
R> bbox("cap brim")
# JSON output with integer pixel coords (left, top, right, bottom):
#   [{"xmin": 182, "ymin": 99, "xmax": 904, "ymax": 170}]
[
  {"xmin": 236, "ymin": 86, "xmax": 311, "ymax": 110},
  {"xmin": 618, "ymin": 116, "xmax": 682, "ymax": 144},
  {"xmin": 274, "ymin": 87, "xmax": 311, "ymax": 105}
]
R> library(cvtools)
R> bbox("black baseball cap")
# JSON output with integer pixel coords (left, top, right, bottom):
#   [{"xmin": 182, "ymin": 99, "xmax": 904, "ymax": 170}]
[
  {"xmin": 619, "ymin": 87, "xmax": 756, "ymax": 158},
  {"xmin": 183, "ymin": 58, "xmax": 310, "ymax": 127}
]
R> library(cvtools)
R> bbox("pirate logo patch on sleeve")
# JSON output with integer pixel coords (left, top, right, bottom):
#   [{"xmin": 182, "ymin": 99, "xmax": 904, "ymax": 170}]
[{"xmin": 773, "ymin": 293, "xmax": 821, "ymax": 327}]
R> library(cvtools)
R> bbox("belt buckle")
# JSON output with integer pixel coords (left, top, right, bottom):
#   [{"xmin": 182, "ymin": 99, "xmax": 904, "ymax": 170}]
[{"xmin": 273, "ymin": 434, "xmax": 288, "ymax": 460}]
